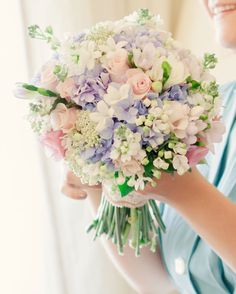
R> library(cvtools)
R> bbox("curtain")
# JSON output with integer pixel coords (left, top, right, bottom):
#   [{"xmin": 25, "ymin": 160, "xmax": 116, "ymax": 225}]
[{"xmin": 2, "ymin": 1, "xmax": 236, "ymax": 294}]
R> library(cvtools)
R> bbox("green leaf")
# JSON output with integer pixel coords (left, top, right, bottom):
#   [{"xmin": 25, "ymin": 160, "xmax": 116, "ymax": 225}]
[
  {"xmin": 195, "ymin": 141, "xmax": 206, "ymax": 147},
  {"xmin": 37, "ymin": 88, "xmax": 58, "ymax": 97},
  {"xmin": 162, "ymin": 61, "xmax": 171, "ymax": 85},
  {"xmin": 22, "ymin": 84, "xmax": 38, "ymax": 91},
  {"xmin": 22, "ymin": 83, "xmax": 58, "ymax": 97},
  {"xmin": 190, "ymin": 80, "xmax": 201, "ymax": 89},
  {"xmin": 128, "ymin": 52, "xmax": 136, "ymax": 68},
  {"xmin": 186, "ymin": 77, "xmax": 201, "ymax": 90},
  {"xmin": 118, "ymin": 179, "xmax": 135, "ymax": 197}
]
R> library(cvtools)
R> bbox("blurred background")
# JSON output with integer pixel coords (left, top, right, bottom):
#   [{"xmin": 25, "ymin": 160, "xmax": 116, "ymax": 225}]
[{"xmin": 0, "ymin": 1, "xmax": 236, "ymax": 294}]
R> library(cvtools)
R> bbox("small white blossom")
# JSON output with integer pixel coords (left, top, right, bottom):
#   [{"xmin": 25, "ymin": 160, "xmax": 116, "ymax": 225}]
[{"xmin": 173, "ymin": 155, "xmax": 189, "ymax": 175}]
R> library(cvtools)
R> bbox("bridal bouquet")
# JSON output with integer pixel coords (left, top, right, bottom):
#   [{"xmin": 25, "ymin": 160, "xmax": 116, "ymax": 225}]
[{"xmin": 15, "ymin": 9, "xmax": 225, "ymax": 256}]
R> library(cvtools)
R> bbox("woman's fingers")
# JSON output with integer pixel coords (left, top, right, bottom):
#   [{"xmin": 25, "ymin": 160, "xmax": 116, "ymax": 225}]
[
  {"xmin": 65, "ymin": 171, "xmax": 102, "ymax": 190},
  {"xmin": 66, "ymin": 171, "xmax": 83, "ymax": 187},
  {"xmin": 61, "ymin": 183, "xmax": 87, "ymax": 200}
]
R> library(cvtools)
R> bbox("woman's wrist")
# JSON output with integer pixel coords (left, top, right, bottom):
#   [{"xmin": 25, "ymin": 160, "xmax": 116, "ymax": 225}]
[{"xmin": 152, "ymin": 168, "xmax": 208, "ymax": 208}]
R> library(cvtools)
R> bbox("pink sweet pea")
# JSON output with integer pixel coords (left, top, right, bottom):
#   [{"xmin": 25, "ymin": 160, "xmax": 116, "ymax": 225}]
[
  {"xmin": 106, "ymin": 49, "xmax": 130, "ymax": 83},
  {"xmin": 40, "ymin": 130, "xmax": 65, "ymax": 160},
  {"xmin": 186, "ymin": 145, "xmax": 209, "ymax": 167},
  {"xmin": 56, "ymin": 78, "xmax": 75, "ymax": 101},
  {"xmin": 40, "ymin": 60, "xmax": 58, "ymax": 91},
  {"xmin": 126, "ymin": 68, "xmax": 151, "ymax": 99},
  {"xmin": 50, "ymin": 103, "xmax": 77, "ymax": 133}
]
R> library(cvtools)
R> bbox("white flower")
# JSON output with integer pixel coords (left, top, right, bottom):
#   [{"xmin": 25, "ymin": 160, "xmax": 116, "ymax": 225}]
[
  {"xmin": 133, "ymin": 43, "xmax": 156, "ymax": 70},
  {"xmin": 89, "ymin": 100, "xmax": 114, "ymax": 138},
  {"xmin": 127, "ymin": 175, "xmax": 152, "ymax": 191},
  {"xmin": 100, "ymin": 37, "xmax": 127, "ymax": 64},
  {"xmin": 173, "ymin": 155, "xmax": 189, "ymax": 175},
  {"xmin": 104, "ymin": 83, "xmax": 132, "ymax": 107},
  {"xmin": 173, "ymin": 143, "xmax": 187, "ymax": 155},
  {"xmin": 182, "ymin": 54, "xmax": 203, "ymax": 81},
  {"xmin": 77, "ymin": 41, "xmax": 101, "ymax": 74},
  {"xmin": 152, "ymin": 120, "xmax": 170, "ymax": 134},
  {"xmin": 164, "ymin": 101, "xmax": 190, "ymax": 139},
  {"xmin": 153, "ymin": 158, "xmax": 169, "ymax": 170},
  {"xmin": 164, "ymin": 54, "xmax": 189, "ymax": 89},
  {"xmin": 146, "ymin": 55, "xmax": 166, "ymax": 81}
]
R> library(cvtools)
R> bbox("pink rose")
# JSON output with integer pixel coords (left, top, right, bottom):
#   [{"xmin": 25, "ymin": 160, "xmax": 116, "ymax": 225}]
[
  {"xmin": 50, "ymin": 103, "xmax": 77, "ymax": 133},
  {"xmin": 56, "ymin": 78, "xmax": 75, "ymax": 101},
  {"xmin": 106, "ymin": 49, "xmax": 129, "ymax": 83},
  {"xmin": 40, "ymin": 130, "xmax": 65, "ymax": 160},
  {"xmin": 186, "ymin": 145, "xmax": 209, "ymax": 167},
  {"xmin": 40, "ymin": 60, "xmax": 58, "ymax": 91},
  {"xmin": 126, "ymin": 68, "xmax": 151, "ymax": 99}
]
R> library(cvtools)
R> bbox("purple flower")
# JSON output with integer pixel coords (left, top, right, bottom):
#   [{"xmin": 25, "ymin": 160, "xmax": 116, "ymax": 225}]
[
  {"xmin": 113, "ymin": 27, "xmax": 163, "ymax": 51},
  {"xmin": 81, "ymin": 138, "xmax": 113, "ymax": 163},
  {"xmin": 113, "ymin": 105, "xmax": 138, "ymax": 124},
  {"xmin": 159, "ymin": 84, "xmax": 188, "ymax": 102},
  {"xmin": 133, "ymin": 100, "xmax": 148, "ymax": 115},
  {"xmin": 72, "ymin": 65, "xmax": 110, "ymax": 109}
]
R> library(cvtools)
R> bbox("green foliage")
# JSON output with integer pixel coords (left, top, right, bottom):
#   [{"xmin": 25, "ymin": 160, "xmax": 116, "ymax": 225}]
[
  {"xmin": 203, "ymin": 81, "xmax": 219, "ymax": 98},
  {"xmin": 53, "ymin": 64, "xmax": 68, "ymax": 82},
  {"xmin": 22, "ymin": 83, "xmax": 58, "ymax": 97},
  {"xmin": 128, "ymin": 52, "xmax": 136, "ymax": 68},
  {"xmin": 162, "ymin": 61, "xmax": 171, "ymax": 85},
  {"xmin": 114, "ymin": 172, "xmax": 135, "ymax": 197},
  {"xmin": 186, "ymin": 76, "xmax": 201, "ymax": 90},
  {"xmin": 203, "ymin": 53, "xmax": 218, "ymax": 69},
  {"xmin": 28, "ymin": 25, "xmax": 60, "ymax": 50},
  {"xmin": 137, "ymin": 9, "xmax": 152, "ymax": 25}
]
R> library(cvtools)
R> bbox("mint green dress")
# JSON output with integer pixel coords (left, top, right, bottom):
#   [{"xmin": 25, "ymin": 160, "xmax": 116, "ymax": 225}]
[{"xmin": 159, "ymin": 81, "xmax": 236, "ymax": 294}]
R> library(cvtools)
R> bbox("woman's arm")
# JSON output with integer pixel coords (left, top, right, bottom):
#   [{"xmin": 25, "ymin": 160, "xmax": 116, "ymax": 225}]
[
  {"xmin": 62, "ymin": 171, "xmax": 177, "ymax": 294},
  {"xmin": 140, "ymin": 168, "xmax": 236, "ymax": 273}
]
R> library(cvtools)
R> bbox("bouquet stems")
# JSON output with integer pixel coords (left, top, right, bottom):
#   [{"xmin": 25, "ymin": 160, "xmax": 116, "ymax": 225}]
[{"xmin": 86, "ymin": 195, "xmax": 166, "ymax": 256}]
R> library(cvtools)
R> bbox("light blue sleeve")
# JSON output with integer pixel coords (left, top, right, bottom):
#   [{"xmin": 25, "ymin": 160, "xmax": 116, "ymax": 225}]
[{"xmin": 159, "ymin": 81, "xmax": 236, "ymax": 294}]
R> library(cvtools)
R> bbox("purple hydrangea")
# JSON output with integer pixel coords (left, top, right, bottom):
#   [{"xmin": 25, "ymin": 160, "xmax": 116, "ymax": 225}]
[
  {"xmin": 113, "ymin": 27, "xmax": 163, "ymax": 51},
  {"xmin": 159, "ymin": 84, "xmax": 188, "ymax": 102},
  {"xmin": 133, "ymin": 100, "xmax": 148, "ymax": 115},
  {"xmin": 72, "ymin": 65, "xmax": 110, "ymax": 109},
  {"xmin": 81, "ymin": 138, "xmax": 113, "ymax": 163}
]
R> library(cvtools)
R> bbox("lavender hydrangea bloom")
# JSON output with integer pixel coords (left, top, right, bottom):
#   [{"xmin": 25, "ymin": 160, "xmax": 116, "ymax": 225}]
[
  {"xmin": 72, "ymin": 65, "xmax": 110, "ymax": 109},
  {"xmin": 114, "ymin": 27, "xmax": 163, "ymax": 51},
  {"xmin": 137, "ymin": 126, "xmax": 169, "ymax": 148},
  {"xmin": 159, "ymin": 84, "xmax": 188, "ymax": 102},
  {"xmin": 134, "ymin": 29, "xmax": 162, "ymax": 49},
  {"xmin": 81, "ymin": 138, "xmax": 113, "ymax": 163},
  {"xmin": 133, "ymin": 100, "xmax": 148, "ymax": 115},
  {"xmin": 113, "ymin": 105, "xmax": 138, "ymax": 124}
]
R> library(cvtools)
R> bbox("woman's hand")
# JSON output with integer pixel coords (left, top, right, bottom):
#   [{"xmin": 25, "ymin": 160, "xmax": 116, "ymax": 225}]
[
  {"xmin": 140, "ymin": 167, "xmax": 236, "ymax": 272},
  {"xmin": 138, "ymin": 167, "xmax": 202, "ymax": 206},
  {"xmin": 61, "ymin": 170, "xmax": 101, "ymax": 200}
]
